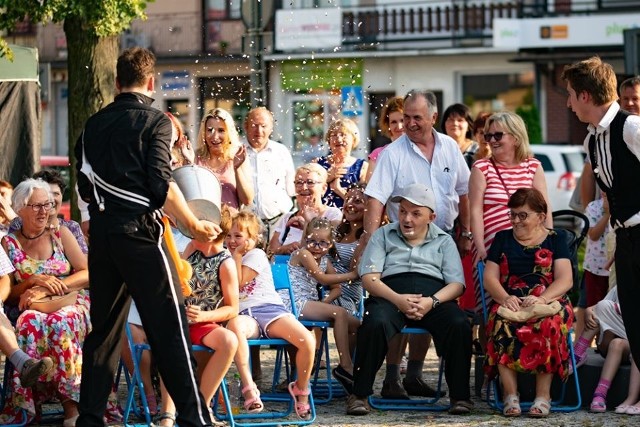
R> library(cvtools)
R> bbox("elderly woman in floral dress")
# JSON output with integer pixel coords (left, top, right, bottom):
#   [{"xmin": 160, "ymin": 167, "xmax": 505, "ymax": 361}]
[
  {"xmin": 1, "ymin": 179, "xmax": 90, "ymax": 427},
  {"xmin": 483, "ymin": 188, "xmax": 573, "ymax": 419}
]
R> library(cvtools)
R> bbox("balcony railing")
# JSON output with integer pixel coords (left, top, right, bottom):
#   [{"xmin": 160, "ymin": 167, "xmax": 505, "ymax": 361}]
[{"xmin": 339, "ymin": 0, "xmax": 640, "ymax": 49}]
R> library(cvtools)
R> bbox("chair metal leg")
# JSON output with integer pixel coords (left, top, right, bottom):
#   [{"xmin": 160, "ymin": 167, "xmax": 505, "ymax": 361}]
[{"xmin": 368, "ymin": 357, "xmax": 450, "ymax": 411}]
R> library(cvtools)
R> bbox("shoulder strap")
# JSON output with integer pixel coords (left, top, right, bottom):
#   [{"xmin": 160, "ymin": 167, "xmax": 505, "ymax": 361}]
[{"xmin": 490, "ymin": 158, "xmax": 511, "ymax": 197}]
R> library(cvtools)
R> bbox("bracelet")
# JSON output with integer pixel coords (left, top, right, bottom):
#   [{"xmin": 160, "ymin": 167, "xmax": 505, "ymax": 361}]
[{"xmin": 539, "ymin": 295, "xmax": 548, "ymax": 304}]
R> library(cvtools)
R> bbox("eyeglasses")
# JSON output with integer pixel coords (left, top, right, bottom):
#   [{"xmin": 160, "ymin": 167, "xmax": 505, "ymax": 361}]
[
  {"xmin": 294, "ymin": 180, "xmax": 322, "ymax": 187},
  {"xmin": 306, "ymin": 239, "xmax": 331, "ymax": 249},
  {"xmin": 484, "ymin": 132, "xmax": 510, "ymax": 142},
  {"xmin": 508, "ymin": 210, "xmax": 536, "ymax": 221},
  {"xmin": 27, "ymin": 202, "xmax": 54, "ymax": 212}
]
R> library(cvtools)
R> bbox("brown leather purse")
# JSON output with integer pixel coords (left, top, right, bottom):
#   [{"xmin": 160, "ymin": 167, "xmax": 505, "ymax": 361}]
[{"xmin": 30, "ymin": 291, "xmax": 79, "ymax": 314}]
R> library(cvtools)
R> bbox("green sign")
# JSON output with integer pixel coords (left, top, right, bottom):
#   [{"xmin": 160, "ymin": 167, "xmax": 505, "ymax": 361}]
[{"xmin": 281, "ymin": 58, "xmax": 363, "ymax": 91}]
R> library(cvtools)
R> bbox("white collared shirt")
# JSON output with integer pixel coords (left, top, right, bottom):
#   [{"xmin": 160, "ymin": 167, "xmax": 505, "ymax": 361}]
[
  {"xmin": 244, "ymin": 138, "xmax": 296, "ymax": 220},
  {"xmin": 583, "ymin": 102, "xmax": 640, "ymax": 228},
  {"xmin": 365, "ymin": 131, "xmax": 470, "ymax": 230}
]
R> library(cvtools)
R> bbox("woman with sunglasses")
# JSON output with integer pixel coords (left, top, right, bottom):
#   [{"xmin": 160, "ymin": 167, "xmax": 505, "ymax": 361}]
[
  {"xmin": 469, "ymin": 112, "xmax": 552, "ymax": 313},
  {"xmin": 483, "ymin": 188, "xmax": 574, "ymax": 418}
]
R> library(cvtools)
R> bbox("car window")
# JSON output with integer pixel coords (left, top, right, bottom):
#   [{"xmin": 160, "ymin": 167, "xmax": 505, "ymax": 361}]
[
  {"xmin": 562, "ymin": 152, "xmax": 586, "ymax": 173},
  {"xmin": 533, "ymin": 154, "xmax": 554, "ymax": 172}
]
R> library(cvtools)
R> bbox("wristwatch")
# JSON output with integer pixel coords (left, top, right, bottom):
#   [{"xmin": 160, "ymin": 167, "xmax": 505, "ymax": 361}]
[
  {"xmin": 431, "ymin": 295, "xmax": 441, "ymax": 309},
  {"xmin": 461, "ymin": 231, "xmax": 473, "ymax": 240}
]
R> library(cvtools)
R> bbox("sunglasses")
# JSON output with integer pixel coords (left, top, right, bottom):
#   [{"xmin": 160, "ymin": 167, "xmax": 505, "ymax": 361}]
[{"xmin": 484, "ymin": 132, "xmax": 509, "ymax": 142}]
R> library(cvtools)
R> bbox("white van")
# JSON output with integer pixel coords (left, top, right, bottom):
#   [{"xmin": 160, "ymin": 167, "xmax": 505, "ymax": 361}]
[{"xmin": 530, "ymin": 144, "xmax": 586, "ymax": 211}]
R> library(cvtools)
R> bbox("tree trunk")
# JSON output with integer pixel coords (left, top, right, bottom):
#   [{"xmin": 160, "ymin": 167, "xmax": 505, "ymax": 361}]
[{"xmin": 64, "ymin": 16, "xmax": 119, "ymax": 221}]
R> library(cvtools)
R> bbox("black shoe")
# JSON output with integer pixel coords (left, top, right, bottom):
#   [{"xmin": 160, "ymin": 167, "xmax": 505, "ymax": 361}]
[
  {"xmin": 19, "ymin": 357, "xmax": 53, "ymax": 388},
  {"xmin": 346, "ymin": 394, "xmax": 370, "ymax": 416},
  {"xmin": 332, "ymin": 365, "xmax": 354, "ymax": 394},
  {"xmin": 402, "ymin": 376, "xmax": 445, "ymax": 398},
  {"xmin": 449, "ymin": 399, "xmax": 474, "ymax": 415},
  {"xmin": 380, "ymin": 379, "xmax": 409, "ymax": 399}
]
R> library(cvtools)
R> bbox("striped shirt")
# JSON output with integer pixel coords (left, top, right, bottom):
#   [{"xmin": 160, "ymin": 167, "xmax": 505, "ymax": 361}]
[
  {"xmin": 473, "ymin": 157, "xmax": 540, "ymax": 247},
  {"xmin": 330, "ymin": 240, "xmax": 363, "ymax": 316}
]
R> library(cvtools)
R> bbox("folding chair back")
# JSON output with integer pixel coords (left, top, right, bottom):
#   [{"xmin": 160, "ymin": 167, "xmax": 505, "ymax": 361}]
[{"xmin": 477, "ymin": 261, "xmax": 582, "ymax": 412}]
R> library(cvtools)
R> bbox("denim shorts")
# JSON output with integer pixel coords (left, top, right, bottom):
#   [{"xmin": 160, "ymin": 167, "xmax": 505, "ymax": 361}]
[{"xmin": 240, "ymin": 304, "xmax": 294, "ymax": 338}]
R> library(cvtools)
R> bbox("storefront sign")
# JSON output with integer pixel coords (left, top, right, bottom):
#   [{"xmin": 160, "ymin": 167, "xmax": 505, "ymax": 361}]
[
  {"xmin": 275, "ymin": 8, "xmax": 342, "ymax": 51},
  {"xmin": 281, "ymin": 58, "xmax": 363, "ymax": 91},
  {"xmin": 161, "ymin": 71, "xmax": 191, "ymax": 91},
  {"xmin": 494, "ymin": 14, "xmax": 640, "ymax": 49}
]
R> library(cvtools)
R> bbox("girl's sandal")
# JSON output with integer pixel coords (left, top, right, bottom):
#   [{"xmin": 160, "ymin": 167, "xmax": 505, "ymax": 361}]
[
  {"xmin": 288, "ymin": 381, "xmax": 311, "ymax": 419},
  {"xmin": 242, "ymin": 383, "xmax": 264, "ymax": 413},
  {"xmin": 529, "ymin": 397, "xmax": 551, "ymax": 418},
  {"xmin": 590, "ymin": 395, "xmax": 607, "ymax": 413},
  {"xmin": 502, "ymin": 393, "xmax": 521, "ymax": 417}
]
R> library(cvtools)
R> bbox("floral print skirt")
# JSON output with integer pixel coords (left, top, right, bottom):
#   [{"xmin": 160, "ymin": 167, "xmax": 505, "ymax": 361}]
[
  {"xmin": 484, "ymin": 298, "xmax": 574, "ymax": 382},
  {"xmin": 0, "ymin": 291, "xmax": 122, "ymax": 423}
]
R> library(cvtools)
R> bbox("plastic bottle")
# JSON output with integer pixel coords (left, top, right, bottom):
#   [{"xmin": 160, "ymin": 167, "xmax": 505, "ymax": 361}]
[{"xmin": 228, "ymin": 373, "xmax": 242, "ymax": 415}]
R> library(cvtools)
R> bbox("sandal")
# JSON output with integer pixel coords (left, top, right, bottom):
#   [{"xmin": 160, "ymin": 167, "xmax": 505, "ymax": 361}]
[
  {"xmin": 502, "ymin": 393, "xmax": 521, "ymax": 417},
  {"xmin": 448, "ymin": 399, "xmax": 474, "ymax": 415},
  {"xmin": 590, "ymin": 395, "xmax": 607, "ymax": 413},
  {"xmin": 154, "ymin": 412, "xmax": 176, "ymax": 427},
  {"xmin": 241, "ymin": 383, "xmax": 264, "ymax": 413},
  {"xmin": 288, "ymin": 381, "xmax": 311, "ymax": 419},
  {"xmin": 529, "ymin": 397, "xmax": 551, "ymax": 418},
  {"xmin": 615, "ymin": 404, "xmax": 631, "ymax": 414}
]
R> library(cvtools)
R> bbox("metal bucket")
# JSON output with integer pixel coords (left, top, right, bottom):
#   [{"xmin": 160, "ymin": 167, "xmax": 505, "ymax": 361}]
[{"xmin": 172, "ymin": 164, "xmax": 222, "ymax": 238}]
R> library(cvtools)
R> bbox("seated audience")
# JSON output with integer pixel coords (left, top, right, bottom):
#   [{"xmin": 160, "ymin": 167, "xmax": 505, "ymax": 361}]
[
  {"xmin": 330, "ymin": 184, "xmax": 366, "ymax": 316},
  {"xmin": 483, "ymin": 188, "xmax": 573, "ymax": 418},
  {"xmin": 1, "ymin": 179, "xmax": 90, "ymax": 427},
  {"xmin": 286, "ymin": 217, "xmax": 360, "ymax": 393},
  {"xmin": 225, "ymin": 211, "xmax": 315, "ymax": 419},
  {"xmin": 0, "ymin": 248, "xmax": 53, "ymax": 386},
  {"xmin": 155, "ymin": 206, "xmax": 238, "ymax": 426},
  {"xmin": 268, "ymin": 163, "xmax": 342, "ymax": 256},
  {"xmin": 347, "ymin": 183, "xmax": 472, "ymax": 416}
]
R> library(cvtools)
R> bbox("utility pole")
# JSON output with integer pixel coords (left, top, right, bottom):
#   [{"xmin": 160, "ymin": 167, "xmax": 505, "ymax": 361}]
[{"xmin": 242, "ymin": 0, "xmax": 273, "ymax": 108}]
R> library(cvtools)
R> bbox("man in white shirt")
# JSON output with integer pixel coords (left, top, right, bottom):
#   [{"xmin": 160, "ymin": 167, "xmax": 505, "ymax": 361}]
[
  {"xmin": 362, "ymin": 90, "xmax": 471, "ymax": 400},
  {"xmin": 243, "ymin": 107, "xmax": 296, "ymax": 240}
]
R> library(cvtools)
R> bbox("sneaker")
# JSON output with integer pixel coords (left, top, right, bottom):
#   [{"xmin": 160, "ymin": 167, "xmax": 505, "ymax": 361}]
[
  {"xmin": 346, "ymin": 394, "xmax": 370, "ymax": 416},
  {"xmin": 332, "ymin": 365, "xmax": 354, "ymax": 394},
  {"xmin": 19, "ymin": 357, "xmax": 54, "ymax": 387},
  {"xmin": 380, "ymin": 379, "xmax": 409, "ymax": 399},
  {"xmin": 402, "ymin": 376, "xmax": 445, "ymax": 398}
]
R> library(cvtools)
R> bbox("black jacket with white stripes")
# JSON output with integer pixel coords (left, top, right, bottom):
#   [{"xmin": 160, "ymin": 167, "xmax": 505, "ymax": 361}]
[{"xmin": 76, "ymin": 92, "xmax": 173, "ymax": 225}]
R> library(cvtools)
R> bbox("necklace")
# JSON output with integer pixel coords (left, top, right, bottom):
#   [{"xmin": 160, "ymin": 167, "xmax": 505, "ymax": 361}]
[{"xmin": 20, "ymin": 227, "xmax": 46, "ymax": 240}]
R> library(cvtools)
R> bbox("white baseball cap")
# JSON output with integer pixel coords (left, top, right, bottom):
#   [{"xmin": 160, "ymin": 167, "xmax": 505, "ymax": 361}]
[{"xmin": 390, "ymin": 183, "xmax": 436, "ymax": 212}]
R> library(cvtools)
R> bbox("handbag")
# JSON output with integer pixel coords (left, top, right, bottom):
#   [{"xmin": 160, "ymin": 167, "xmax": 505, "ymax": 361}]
[
  {"xmin": 497, "ymin": 300, "xmax": 562, "ymax": 322},
  {"xmin": 30, "ymin": 291, "xmax": 79, "ymax": 314}
]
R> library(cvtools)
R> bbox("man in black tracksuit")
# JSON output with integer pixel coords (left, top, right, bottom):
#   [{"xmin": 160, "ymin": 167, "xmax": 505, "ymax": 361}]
[{"xmin": 76, "ymin": 47, "xmax": 220, "ymax": 427}]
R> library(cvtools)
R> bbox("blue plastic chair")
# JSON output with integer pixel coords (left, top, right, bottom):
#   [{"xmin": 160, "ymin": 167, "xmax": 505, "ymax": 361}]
[
  {"xmin": 213, "ymin": 262, "xmax": 316, "ymax": 427},
  {"xmin": 477, "ymin": 260, "xmax": 582, "ymax": 412}
]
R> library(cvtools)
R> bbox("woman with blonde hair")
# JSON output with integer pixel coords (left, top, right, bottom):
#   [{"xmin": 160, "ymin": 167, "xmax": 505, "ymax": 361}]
[
  {"xmin": 314, "ymin": 118, "xmax": 368, "ymax": 208},
  {"xmin": 469, "ymin": 111, "xmax": 552, "ymax": 315},
  {"xmin": 196, "ymin": 108, "xmax": 254, "ymax": 210}
]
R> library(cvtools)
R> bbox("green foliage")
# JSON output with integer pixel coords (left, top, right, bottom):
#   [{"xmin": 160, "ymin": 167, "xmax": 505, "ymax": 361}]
[
  {"xmin": 516, "ymin": 104, "xmax": 542, "ymax": 145},
  {"xmin": 0, "ymin": 0, "xmax": 150, "ymax": 42}
]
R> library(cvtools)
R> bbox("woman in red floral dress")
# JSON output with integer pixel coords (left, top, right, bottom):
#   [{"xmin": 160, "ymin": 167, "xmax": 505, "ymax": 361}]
[{"xmin": 483, "ymin": 188, "xmax": 574, "ymax": 418}]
